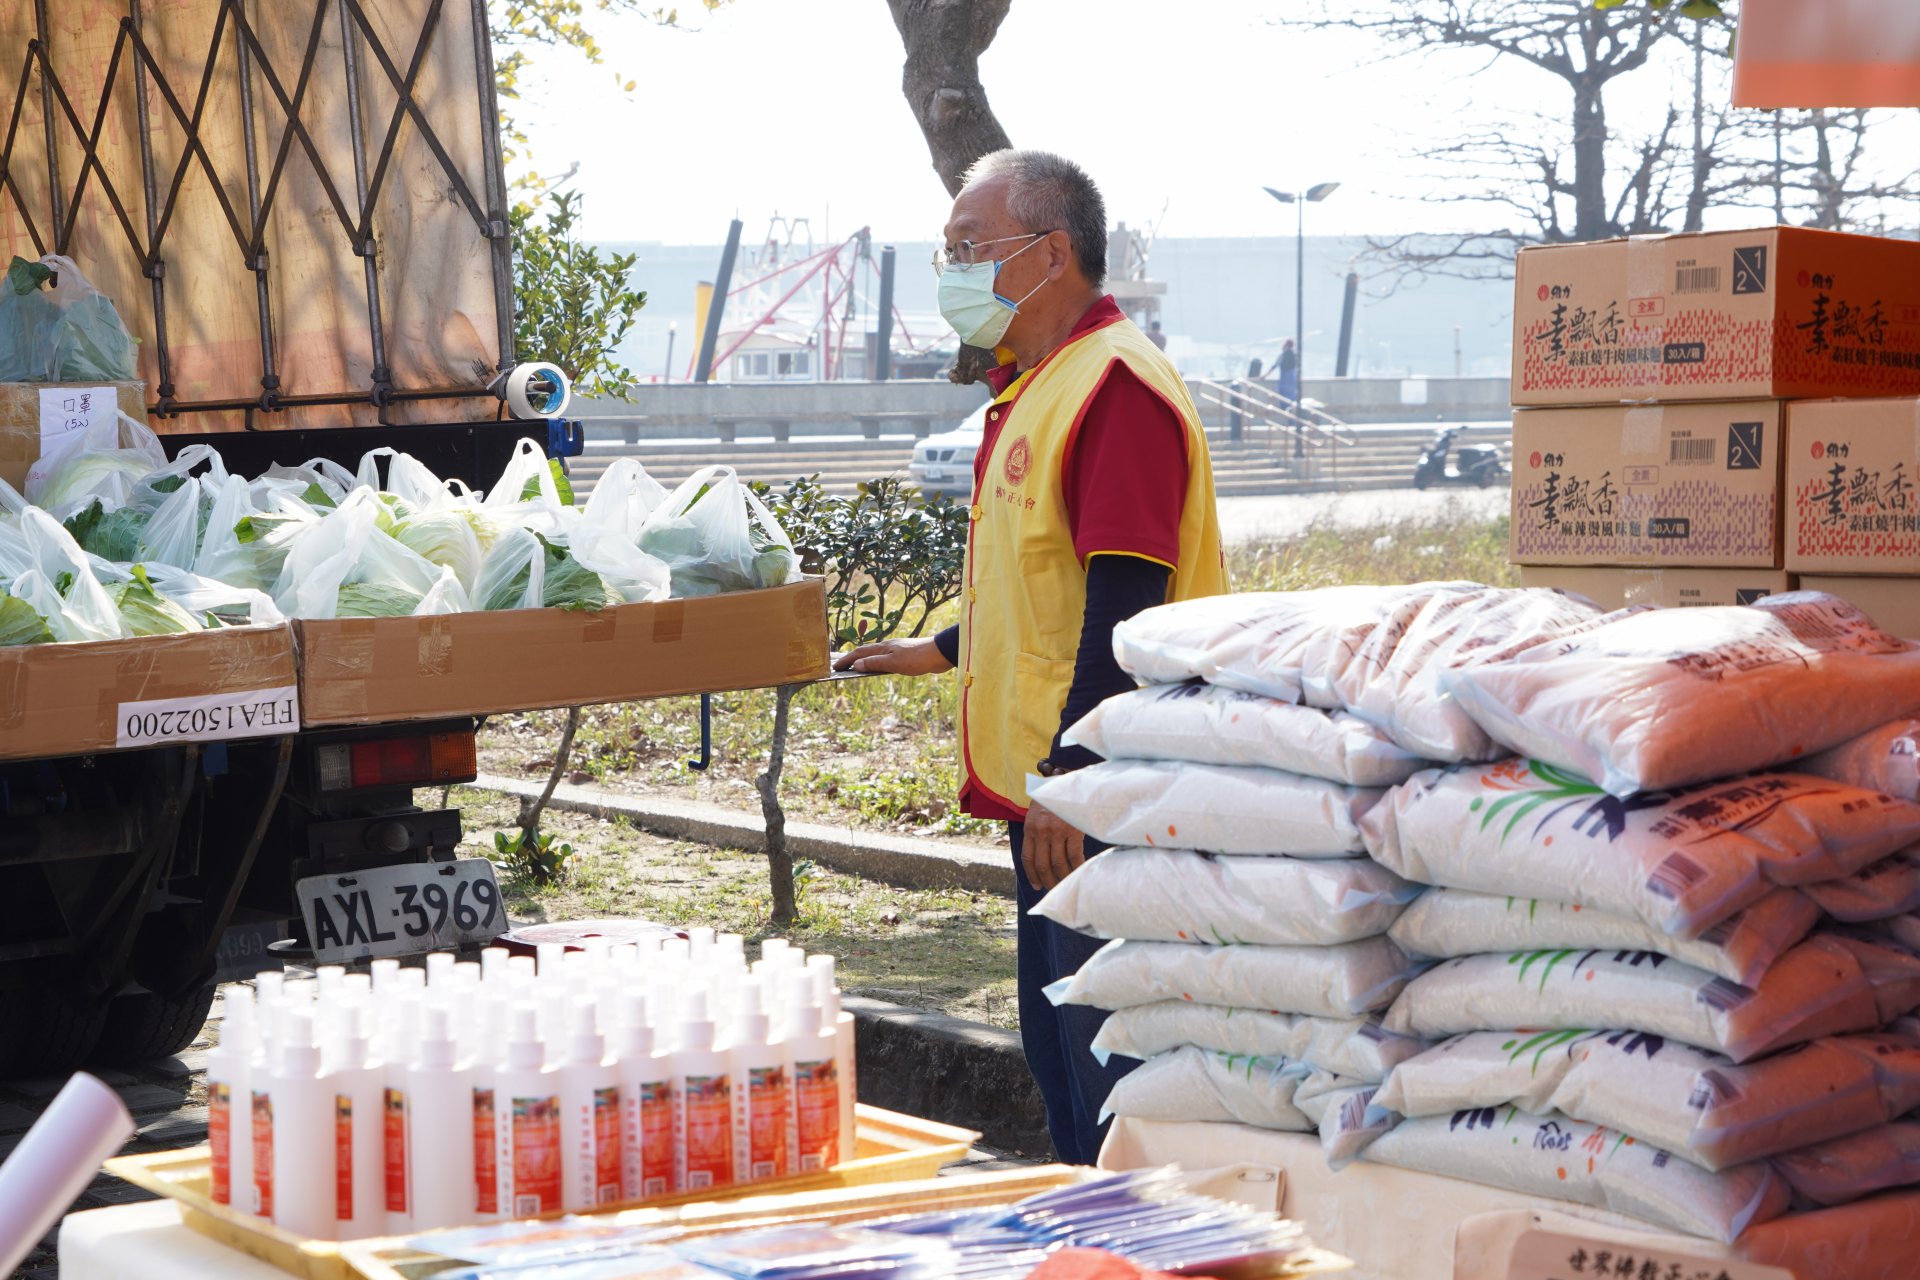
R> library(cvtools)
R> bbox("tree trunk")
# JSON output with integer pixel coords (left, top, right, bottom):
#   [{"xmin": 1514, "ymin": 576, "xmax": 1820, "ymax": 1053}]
[
  {"xmin": 1683, "ymin": 21, "xmax": 1711, "ymax": 233},
  {"xmin": 757, "ymin": 683, "xmax": 802, "ymax": 925},
  {"xmin": 1570, "ymin": 77, "xmax": 1612, "ymax": 241},
  {"xmin": 518, "ymin": 706, "xmax": 581, "ymax": 880},
  {"xmin": 886, "ymin": 0, "xmax": 1015, "ymax": 197}
]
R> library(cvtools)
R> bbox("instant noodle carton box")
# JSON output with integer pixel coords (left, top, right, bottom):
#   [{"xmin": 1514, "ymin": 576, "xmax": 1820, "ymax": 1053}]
[
  {"xmin": 1512, "ymin": 228, "xmax": 1920, "ymax": 406},
  {"xmin": 1795, "ymin": 575, "xmax": 1920, "ymax": 639},
  {"xmin": 1510, "ymin": 400, "xmax": 1783, "ymax": 567},
  {"xmin": 1784, "ymin": 397, "xmax": 1920, "ymax": 574},
  {"xmin": 1518, "ymin": 566, "xmax": 1794, "ymax": 611}
]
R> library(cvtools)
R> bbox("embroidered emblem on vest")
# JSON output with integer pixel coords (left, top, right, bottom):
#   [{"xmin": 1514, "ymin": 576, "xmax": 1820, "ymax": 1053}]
[{"xmin": 1004, "ymin": 435, "xmax": 1032, "ymax": 487}]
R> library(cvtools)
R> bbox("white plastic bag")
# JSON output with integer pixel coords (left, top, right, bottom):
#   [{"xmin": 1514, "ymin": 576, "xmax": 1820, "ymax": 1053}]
[
  {"xmin": 1061, "ymin": 684, "xmax": 1429, "ymax": 786},
  {"xmin": 1362, "ymin": 760, "xmax": 1920, "ymax": 939},
  {"xmin": 1374, "ymin": 1029, "xmax": 1920, "ymax": 1173},
  {"xmin": 1091, "ymin": 1003, "xmax": 1426, "ymax": 1083},
  {"xmin": 637, "ymin": 464, "xmax": 799, "ymax": 598},
  {"xmin": 140, "ymin": 562, "xmax": 285, "ymax": 628},
  {"xmin": 474, "ymin": 525, "xmax": 542, "ymax": 612},
  {"xmin": 1339, "ymin": 586, "xmax": 1609, "ymax": 762},
  {"xmin": 1033, "ymin": 846, "xmax": 1419, "ymax": 946},
  {"xmin": 1444, "ymin": 592, "xmax": 1920, "ymax": 797},
  {"xmin": 1099, "ymin": 1046, "xmax": 1315, "ymax": 1130},
  {"xmin": 1385, "ymin": 887, "xmax": 1819, "ymax": 987},
  {"xmin": 134, "ymin": 476, "xmax": 205, "ymax": 570},
  {"xmin": 1047, "ymin": 936, "xmax": 1420, "ymax": 1019},
  {"xmin": 1359, "ymin": 1109, "xmax": 1789, "ymax": 1243},
  {"xmin": 16, "ymin": 508, "xmax": 121, "ymax": 641},
  {"xmin": 1029, "ymin": 760, "xmax": 1383, "ymax": 856},
  {"xmin": 1799, "ymin": 717, "xmax": 1920, "ymax": 802},
  {"xmin": 1380, "ymin": 934, "xmax": 1920, "ymax": 1063},
  {"xmin": 270, "ymin": 491, "xmax": 459, "ymax": 619},
  {"xmin": 1773, "ymin": 1122, "xmax": 1920, "ymax": 1208},
  {"xmin": 25, "ymin": 408, "xmax": 168, "ymax": 519},
  {"xmin": 580, "ymin": 457, "xmax": 670, "ymax": 541}
]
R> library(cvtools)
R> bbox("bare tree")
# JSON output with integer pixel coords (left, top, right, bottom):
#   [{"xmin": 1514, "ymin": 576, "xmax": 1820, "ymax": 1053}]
[{"xmin": 885, "ymin": 0, "xmax": 1015, "ymax": 197}]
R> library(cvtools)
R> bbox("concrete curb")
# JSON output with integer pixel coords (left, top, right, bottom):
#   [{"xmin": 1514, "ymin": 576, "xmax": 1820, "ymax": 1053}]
[
  {"xmin": 845, "ymin": 995, "xmax": 1049, "ymax": 1159},
  {"xmin": 473, "ymin": 774, "xmax": 1016, "ymax": 897}
]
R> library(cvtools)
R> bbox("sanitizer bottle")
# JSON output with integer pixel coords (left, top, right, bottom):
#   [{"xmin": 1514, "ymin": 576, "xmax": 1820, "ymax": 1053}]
[
  {"xmin": 673, "ymin": 990, "xmax": 734, "ymax": 1193},
  {"xmin": 730, "ymin": 979, "xmax": 790, "ymax": 1184},
  {"xmin": 560, "ymin": 997, "xmax": 623, "ymax": 1211},
  {"xmin": 206, "ymin": 988, "xmax": 255, "ymax": 1211},
  {"xmin": 264, "ymin": 1012, "xmax": 337, "ymax": 1241},
  {"xmin": 405, "ymin": 1005, "xmax": 476, "ymax": 1231},
  {"xmin": 495, "ymin": 1004, "xmax": 563, "ymax": 1218},
  {"xmin": 614, "ymin": 994, "xmax": 675, "ymax": 1202},
  {"xmin": 783, "ymin": 974, "xmax": 841, "ymax": 1173},
  {"xmin": 326, "ymin": 1008, "xmax": 386, "ymax": 1240}
]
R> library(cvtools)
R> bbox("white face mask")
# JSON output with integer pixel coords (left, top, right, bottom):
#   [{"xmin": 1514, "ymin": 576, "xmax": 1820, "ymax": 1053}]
[{"xmin": 937, "ymin": 234, "xmax": 1049, "ymax": 349}]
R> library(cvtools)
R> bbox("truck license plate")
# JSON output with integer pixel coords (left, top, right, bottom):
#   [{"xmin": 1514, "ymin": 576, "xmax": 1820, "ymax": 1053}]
[{"xmin": 296, "ymin": 858, "xmax": 506, "ymax": 964}]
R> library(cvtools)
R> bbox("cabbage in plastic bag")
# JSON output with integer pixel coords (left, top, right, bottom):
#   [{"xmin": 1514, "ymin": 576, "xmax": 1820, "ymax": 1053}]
[
  {"xmin": 477, "ymin": 530, "xmax": 617, "ymax": 613},
  {"xmin": 336, "ymin": 582, "xmax": 427, "ymax": 618},
  {"xmin": 64, "ymin": 500, "xmax": 149, "ymax": 562},
  {"xmin": 106, "ymin": 565, "xmax": 200, "ymax": 636},
  {"xmin": 0, "ymin": 592, "xmax": 53, "ymax": 646},
  {"xmin": 391, "ymin": 509, "xmax": 483, "ymax": 591}
]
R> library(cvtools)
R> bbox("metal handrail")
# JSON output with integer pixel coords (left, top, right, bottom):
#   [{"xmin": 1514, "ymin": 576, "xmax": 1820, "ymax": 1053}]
[{"xmin": 1193, "ymin": 378, "xmax": 1355, "ymax": 455}]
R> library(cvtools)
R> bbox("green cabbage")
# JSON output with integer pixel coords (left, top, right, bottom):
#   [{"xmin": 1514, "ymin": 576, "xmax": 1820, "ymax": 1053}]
[
  {"xmin": 106, "ymin": 566, "xmax": 200, "ymax": 636},
  {"xmin": 390, "ymin": 510, "xmax": 482, "ymax": 589},
  {"xmin": 0, "ymin": 593, "xmax": 53, "ymax": 647},
  {"xmin": 479, "ymin": 538, "xmax": 617, "ymax": 613},
  {"xmin": 335, "ymin": 582, "xmax": 425, "ymax": 618},
  {"xmin": 36, "ymin": 452, "xmax": 159, "ymax": 515},
  {"xmin": 64, "ymin": 500, "xmax": 149, "ymax": 562}
]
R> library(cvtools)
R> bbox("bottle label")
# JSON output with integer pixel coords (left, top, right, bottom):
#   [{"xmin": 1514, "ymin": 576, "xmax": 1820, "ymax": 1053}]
[
  {"xmin": 251, "ymin": 1090, "xmax": 274, "ymax": 1218},
  {"xmin": 473, "ymin": 1087, "xmax": 497, "ymax": 1215},
  {"xmin": 640, "ymin": 1079, "xmax": 675, "ymax": 1198},
  {"xmin": 683, "ymin": 1074, "xmax": 732, "ymax": 1190},
  {"xmin": 594, "ymin": 1086, "xmax": 623, "ymax": 1204},
  {"xmin": 794, "ymin": 1057, "xmax": 840, "ymax": 1172},
  {"xmin": 335, "ymin": 1095, "xmax": 354, "ymax": 1221},
  {"xmin": 747, "ymin": 1065, "xmax": 790, "ymax": 1181},
  {"xmin": 383, "ymin": 1088, "xmax": 409, "ymax": 1214},
  {"xmin": 510, "ymin": 1093, "xmax": 562, "ymax": 1216},
  {"xmin": 209, "ymin": 1082, "xmax": 232, "ymax": 1206}
]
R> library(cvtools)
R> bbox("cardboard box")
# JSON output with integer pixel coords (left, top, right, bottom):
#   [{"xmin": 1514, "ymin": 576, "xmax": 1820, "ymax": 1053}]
[
  {"xmin": 1784, "ymin": 396, "xmax": 1920, "ymax": 574},
  {"xmin": 1796, "ymin": 575, "xmax": 1920, "ymax": 640},
  {"xmin": 296, "ymin": 577, "xmax": 832, "ymax": 727},
  {"xmin": 0, "ymin": 380, "xmax": 147, "ymax": 492},
  {"xmin": 1519, "ymin": 565, "xmax": 1795, "ymax": 611},
  {"xmin": 1512, "ymin": 228, "xmax": 1920, "ymax": 406},
  {"xmin": 1510, "ymin": 401, "xmax": 1783, "ymax": 567},
  {"xmin": 0, "ymin": 625, "xmax": 299, "ymax": 763}
]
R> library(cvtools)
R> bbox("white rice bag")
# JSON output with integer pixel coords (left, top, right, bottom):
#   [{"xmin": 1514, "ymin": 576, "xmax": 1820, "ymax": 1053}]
[
  {"xmin": 1374, "ymin": 1029, "xmax": 1920, "ymax": 1171},
  {"xmin": 1311, "ymin": 1082, "xmax": 1399, "ymax": 1168},
  {"xmin": 1090, "ymin": 1003, "xmax": 1426, "ymax": 1082},
  {"xmin": 1773, "ymin": 1122, "xmax": 1920, "ymax": 1208},
  {"xmin": 1386, "ymin": 886, "xmax": 1818, "ymax": 986},
  {"xmin": 1029, "ymin": 760, "xmax": 1382, "ymax": 856},
  {"xmin": 1099, "ymin": 1046, "xmax": 1315, "ymax": 1130},
  {"xmin": 1443, "ymin": 592, "xmax": 1920, "ymax": 797},
  {"xmin": 1803, "ymin": 848, "xmax": 1920, "ymax": 922},
  {"xmin": 1339, "ymin": 586, "xmax": 1609, "ymax": 763},
  {"xmin": 1362, "ymin": 760, "xmax": 1920, "ymax": 939},
  {"xmin": 1061, "ymin": 684, "xmax": 1429, "ymax": 786},
  {"xmin": 1798, "ymin": 716, "xmax": 1920, "ymax": 802},
  {"xmin": 1033, "ymin": 847, "xmax": 1419, "ymax": 946},
  {"xmin": 1380, "ymin": 934, "xmax": 1920, "ymax": 1062},
  {"xmin": 1112, "ymin": 582, "xmax": 1475, "ymax": 706},
  {"xmin": 1360, "ymin": 1109, "xmax": 1790, "ymax": 1243},
  {"xmin": 1048, "ymin": 936, "xmax": 1420, "ymax": 1019}
]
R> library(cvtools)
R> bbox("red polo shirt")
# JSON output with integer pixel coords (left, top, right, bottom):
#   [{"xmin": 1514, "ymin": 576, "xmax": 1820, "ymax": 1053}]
[{"xmin": 962, "ymin": 297, "xmax": 1191, "ymax": 821}]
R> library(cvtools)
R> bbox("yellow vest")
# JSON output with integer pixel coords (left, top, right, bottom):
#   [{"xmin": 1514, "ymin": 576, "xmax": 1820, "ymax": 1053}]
[{"xmin": 958, "ymin": 313, "xmax": 1228, "ymax": 813}]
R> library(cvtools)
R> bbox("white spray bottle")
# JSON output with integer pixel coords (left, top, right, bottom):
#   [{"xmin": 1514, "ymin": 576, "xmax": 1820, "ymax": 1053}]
[
  {"xmin": 614, "ymin": 992, "xmax": 675, "ymax": 1202},
  {"xmin": 326, "ymin": 1006, "xmax": 386, "ymax": 1240},
  {"xmin": 263, "ymin": 1011, "xmax": 336, "ymax": 1240},
  {"xmin": 494, "ymin": 1004, "xmax": 563, "ymax": 1218},
  {"xmin": 206, "ymin": 987, "xmax": 255, "ymax": 1211},
  {"xmin": 783, "ymin": 973, "xmax": 841, "ymax": 1173},
  {"xmin": 673, "ymin": 989, "xmax": 734, "ymax": 1193},
  {"xmin": 730, "ymin": 978, "xmax": 790, "ymax": 1184},
  {"xmin": 559, "ymin": 996, "xmax": 623, "ymax": 1211},
  {"xmin": 405, "ymin": 1004, "xmax": 477, "ymax": 1231}
]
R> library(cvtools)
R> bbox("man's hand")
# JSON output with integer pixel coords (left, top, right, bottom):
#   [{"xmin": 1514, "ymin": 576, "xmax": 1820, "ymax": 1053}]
[
  {"xmin": 1022, "ymin": 800, "xmax": 1087, "ymax": 891},
  {"xmin": 833, "ymin": 635, "xmax": 954, "ymax": 676}
]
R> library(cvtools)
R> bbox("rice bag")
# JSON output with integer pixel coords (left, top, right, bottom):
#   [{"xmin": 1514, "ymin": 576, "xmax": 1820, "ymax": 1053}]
[
  {"xmin": 1443, "ymin": 592, "xmax": 1920, "ymax": 797},
  {"xmin": 1804, "ymin": 848, "xmax": 1920, "ymax": 923},
  {"xmin": 1090, "ymin": 1003, "xmax": 1427, "ymax": 1082},
  {"xmin": 1359, "ymin": 1109, "xmax": 1790, "ymax": 1243},
  {"xmin": 1047, "ymin": 936, "xmax": 1419, "ymax": 1019},
  {"xmin": 1339, "ymin": 586, "xmax": 1609, "ymax": 762},
  {"xmin": 1773, "ymin": 1122, "xmax": 1920, "ymax": 1208},
  {"xmin": 1029, "ymin": 760, "xmax": 1383, "ymax": 856},
  {"xmin": 1061, "ymin": 683, "xmax": 1429, "ymax": 786},
  {"xmin": 1290, "ymin": 1071, "xmax": 1383, "ymax": 1165},
  {"xmin": 1798, "ymin": 716, "xmax": 1920, "ymax": 802},
  {"xmin": 1380, "ymin": 934, "xmax": 1920, "ymax": 1062},
  {"xmin": 1099, "ymin": 1046, "xmax": 1315, "ymax": 1130},
  {"xmin": 1385, "ymin": 886, "xmax": 1819, "ymax": 987},
  {"xmin": 1361, "ymin": 759, "xmax": 1920, "ymax": 939},
  {"xmin": 1033, "ymin": 847, "xmax": 1420, "ymax": 946},
  {"xmin": 1375, "ymin": 1029, "xmax": 1920, "ymax": 1172}
]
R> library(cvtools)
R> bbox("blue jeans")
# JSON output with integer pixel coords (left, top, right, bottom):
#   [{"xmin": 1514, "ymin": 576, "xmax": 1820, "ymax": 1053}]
[{"xmin": 1009, "ymin": 821, "xmax": 1137, "ymax": 1164}]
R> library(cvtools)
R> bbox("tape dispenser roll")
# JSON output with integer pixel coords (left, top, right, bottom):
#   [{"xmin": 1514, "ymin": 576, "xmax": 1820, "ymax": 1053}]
[{"xmin": 504, "ymin": 361, "xmax": 572, "ymax": 420}]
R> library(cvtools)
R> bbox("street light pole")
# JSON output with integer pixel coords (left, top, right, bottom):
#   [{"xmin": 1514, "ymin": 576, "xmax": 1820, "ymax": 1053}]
[
  {"xmin": 664, "ymin": 321, "xmax": 678, "ymax": 384},
  {"xmin": 1263, "ymin": 183, "xmax": 1341, "ymax": 460}
]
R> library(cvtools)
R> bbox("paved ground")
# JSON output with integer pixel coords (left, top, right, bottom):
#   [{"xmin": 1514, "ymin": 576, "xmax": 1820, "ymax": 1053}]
[{"xmin": 1216, "ymin": 486, "xmax": 1507, "ymax": 544}]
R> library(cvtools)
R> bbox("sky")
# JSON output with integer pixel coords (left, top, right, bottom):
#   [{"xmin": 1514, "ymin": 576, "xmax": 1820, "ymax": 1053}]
[{"xmin": 509, "ymin": 0, "xmax": 1748, "ymax": 247}]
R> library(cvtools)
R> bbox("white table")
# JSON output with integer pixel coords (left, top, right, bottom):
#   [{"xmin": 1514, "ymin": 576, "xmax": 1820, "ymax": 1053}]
[
  {"xmin": 58, "ymin": 1200, "xmax": 287, "ymax": 1280},
  {"xmin": 1099, "ymin": 1117, "xmax": 1920, "ymax": 1280}
]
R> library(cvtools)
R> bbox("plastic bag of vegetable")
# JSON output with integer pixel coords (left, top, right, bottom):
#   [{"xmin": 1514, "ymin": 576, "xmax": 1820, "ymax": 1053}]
[
  {"xmin": 0, "ymin": 591, "xmax": 52, "ymax": 646},
  {"xmin": 13, "ymin": 508, "xmax": 125, "ymax": 642},
  {"xmin": 25, "ymin": 403, "xmax": 168, "ymax": 519},
  {"xmin": 565, "ymin": 462, "xmax": 671, "ymax": 604},
  {"xmin": 136, "ymin": 561, "xmax": 285, "ymax": 628},
  {"xmin": 40, "ymin": 255, "xmax": 137, "ymax": 381},
  {"xmin": 472, "ymin": 525, "xmax": 620, "ymax": 613},
  {"xmin": 105, "ymin": 564, "xmax": 201, "ymax": 635},
  {"xmin": 271, "ymin": 490, "xmax": 468, "ymax": 619},
  {"xmin": 390, "ymin": 508, "xmax": 485, "ymax": 592},
  {"xmin": 0, "ymin": 257, "xmax": 61, "ymax": 380},
  {"xmin": 637, "ymin": 464, "xmax": 800, "ymax": 598},
  {"xmin": 132, "ymin": 476, "xmax": 206, "ymax": 569}
]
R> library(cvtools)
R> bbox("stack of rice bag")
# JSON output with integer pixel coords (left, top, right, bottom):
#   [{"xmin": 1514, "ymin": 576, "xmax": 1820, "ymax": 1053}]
[{"xmin": 1035, "ymin": 584, "xmax": 1920, "ymax": 1245}]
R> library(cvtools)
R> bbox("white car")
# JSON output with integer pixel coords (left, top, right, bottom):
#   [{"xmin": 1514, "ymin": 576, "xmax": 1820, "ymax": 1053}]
[{"xmin": 909, "ymin": 402, "xmax": 989, "ymax": 498}]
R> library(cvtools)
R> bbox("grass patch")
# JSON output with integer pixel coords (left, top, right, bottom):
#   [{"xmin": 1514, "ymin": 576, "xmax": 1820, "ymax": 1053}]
[
  {"xmin": 1228, "ymin": 507, "xmax": 1518, "ymax": 591},
  {"xmin": 457, "ymin": 786, "xmax": 1018, "ymax": 1027}
]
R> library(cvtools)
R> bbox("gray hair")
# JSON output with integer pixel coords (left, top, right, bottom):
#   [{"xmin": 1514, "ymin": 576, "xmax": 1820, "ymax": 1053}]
[{"xmin": 962, "ymin": 149, "xmax": 1107, "ymax": 288}]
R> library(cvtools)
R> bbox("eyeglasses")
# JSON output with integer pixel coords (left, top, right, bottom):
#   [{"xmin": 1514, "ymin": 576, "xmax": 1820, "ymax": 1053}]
[{"xmin": 931, "ymin": 231, "xmax": 1054, "ymax": 276}]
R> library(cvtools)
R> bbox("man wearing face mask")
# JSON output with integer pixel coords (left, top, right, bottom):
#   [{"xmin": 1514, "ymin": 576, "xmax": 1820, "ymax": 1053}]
[{"xmin": 834, "ymin": 149, "xmax": 1226, "ymax": 1163}]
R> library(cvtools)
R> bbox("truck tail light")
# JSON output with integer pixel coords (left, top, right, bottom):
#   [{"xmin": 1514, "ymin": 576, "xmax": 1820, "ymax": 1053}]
[{"xmin": 315, "ymin": 731, "xmax": 478, "ymax": 793}]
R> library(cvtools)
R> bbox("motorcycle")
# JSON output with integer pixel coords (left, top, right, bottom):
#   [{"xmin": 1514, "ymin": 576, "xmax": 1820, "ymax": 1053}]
[{"xmin": 1413, "ymin": 426, "xmax": 1508, "ymax": 489}]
